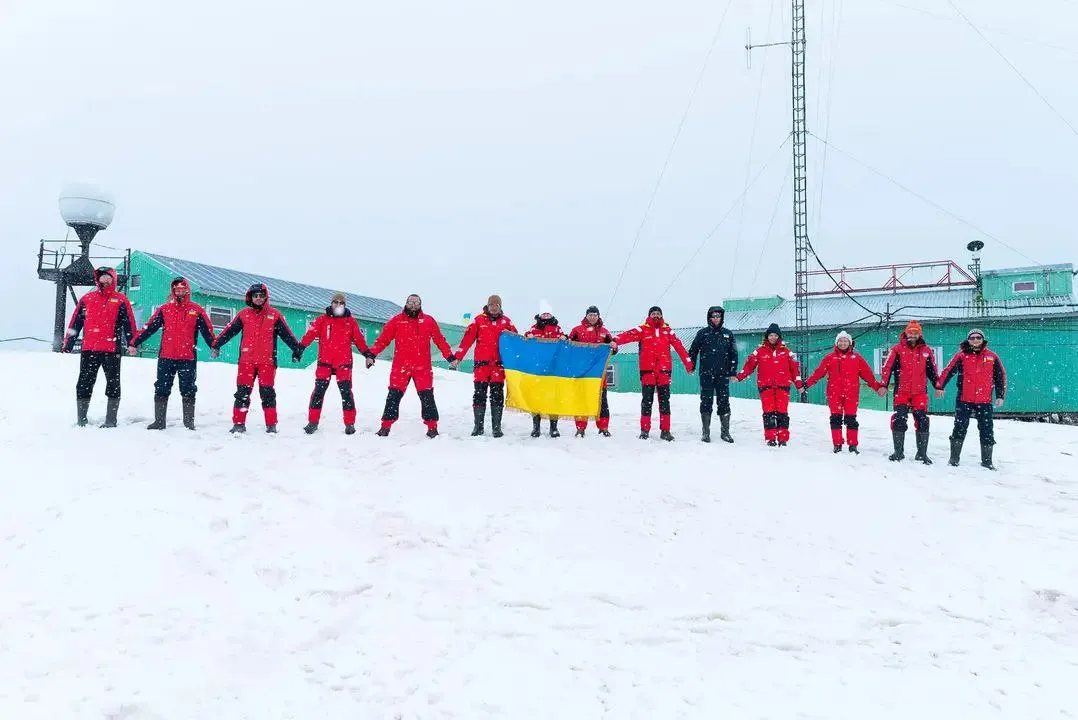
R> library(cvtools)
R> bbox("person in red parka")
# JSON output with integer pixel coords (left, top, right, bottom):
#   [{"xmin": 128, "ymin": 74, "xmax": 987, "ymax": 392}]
[
  {"xmin": 62, "ymin": 266, "xmax": 138, "ymax": 428},
  {"xmin": 936, "ymin": 328, "xmax": 1007, "ymax": 470},
  {"xmin": 525, "ymin": 305, "xmax": 568, "ymax": 438},
  {"xmin": 568, "ymin": 305, "xmax": 617, "ymax": 437},
  {"xmin": 735, "ymin": 323, "xmax": 803, "ymax": 446},
  {"xmin": 299, "ymin": 292, "xmax": 375, "ymax": 436},
  {"xmin": 454, "ymin": 294, "xmax": 517, "ymax": 438},
  {"xmin": 368, "ymin": 293, "xmax": 456, "ymax": 438},
  {"xmin": 612, "ymin": 305, "xmax": 693, "ymax": 441},
  {"xmin": 802, "ymin": 330, "xmax": 885, "ymax": 453},
  {"xmin": 211, "ymin": 283, "xmax": 304, "ymax": 434},
  {"xmin": 128, "ymin": 277, "xmax": 216, "ymax": 431},
  {"xmin": 881, "ymin": 320, "xmax": 940, "ymax": 464}
]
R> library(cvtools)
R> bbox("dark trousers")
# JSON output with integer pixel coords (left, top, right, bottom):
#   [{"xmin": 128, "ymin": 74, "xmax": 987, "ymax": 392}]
[
  {"xmin": 700, "ymin": 378, "xmax": 731, "ymax": 415},
  {"xmin": 155, "ymin": 359, "xmax": 197, "ymax": 398},
  {"xmin": 952, "ymin": 401, "xmax": 995, "ymax": 445},
  {"xmin": 76, "ymin": 351, "xmax": 121, "ymax": 400}
]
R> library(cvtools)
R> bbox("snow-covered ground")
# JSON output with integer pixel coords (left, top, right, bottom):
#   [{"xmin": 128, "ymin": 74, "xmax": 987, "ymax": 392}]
[{"xmin": 1, "ymin": 349, "xmax": 1076, "ymax": 719}]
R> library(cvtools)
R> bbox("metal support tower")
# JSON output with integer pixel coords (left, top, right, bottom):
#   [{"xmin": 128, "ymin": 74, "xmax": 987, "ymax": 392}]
[
  {"xmin": 747, "ymin": 0, "xmax": 811, "ymax": 365},
  {"xmin": 790, "ymin": 0, "xmax": 810, "ymax": 363}
]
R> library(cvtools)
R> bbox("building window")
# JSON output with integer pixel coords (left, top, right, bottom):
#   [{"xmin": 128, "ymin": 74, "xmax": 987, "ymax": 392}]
[
  {"xmin": 208, "ymin": 306, "xmax": 233, "ymax": 330},
  {"xmin": 605, "ymin": 365, "xmax": 616, "ymax": 389},
  {"xmin": 130, "ymin": 274, "xmax": 141, "ymax": 290},
  {"xmin": 1012, "ymin": 280, "xmax": 1037, "ymax": 293}
]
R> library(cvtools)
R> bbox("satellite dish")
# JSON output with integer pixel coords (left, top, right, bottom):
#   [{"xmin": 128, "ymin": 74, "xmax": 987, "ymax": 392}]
[{"xmin": 967, "ymin": 240, "xmax": 985, "ymax": 253}]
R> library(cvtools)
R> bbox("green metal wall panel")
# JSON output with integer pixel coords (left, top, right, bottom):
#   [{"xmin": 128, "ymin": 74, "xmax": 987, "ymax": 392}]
[{"xmin": 981, "ymin": 268, "xmax": 1073, "ymax": 300}]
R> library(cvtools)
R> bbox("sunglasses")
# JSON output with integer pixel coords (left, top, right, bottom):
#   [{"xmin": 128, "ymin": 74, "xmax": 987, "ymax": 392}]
[
  {"xmin": 331, "ymin": 300, "xmax": 345, "ymax": 305},
  {"xmin": 969, "ymin": 335, "xmax": 984, "ymax": 341}
]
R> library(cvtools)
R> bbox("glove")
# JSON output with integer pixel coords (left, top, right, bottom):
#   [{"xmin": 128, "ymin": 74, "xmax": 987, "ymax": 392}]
[
  {"xmin": 292, "ymin": 349, "xmax": 303, "ymax": 363},
  {"xmin": 799, "ymin": 390, "xmax": 808, "ymax": 403},
  {"xmin": 210, "ymin": 347, "xmax": 220, "ymax": 358},
  {"xmin": 365, "ymin": 356, "xmax": 375, "ymax": 369}
]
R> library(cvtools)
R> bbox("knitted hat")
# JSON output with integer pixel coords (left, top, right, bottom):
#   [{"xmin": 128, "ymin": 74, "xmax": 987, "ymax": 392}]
[
  {"xmin": 967, "ymin": 328, "xmax": 985, "ymax": 339},
  {"xmin": 765, "ymin": 323, "xmax": 782, "ymax": 339},
  {"xmin": 648, "ymin": 305, "xmax": 662, "ymax": 315},
  {"xmin": 586, "ymin": 305, "xmax": 600, "ymax": 315},
  {"xmin": 835, "ymin": 330, "xmax": 853, "ymax": 344},
  {"xmin": 905, "ymin": 320, "xmax": 923, "ymax": 335},
  {"xmin": 331, "ymin": 292, "xmax": 346, "ymax": 305}
]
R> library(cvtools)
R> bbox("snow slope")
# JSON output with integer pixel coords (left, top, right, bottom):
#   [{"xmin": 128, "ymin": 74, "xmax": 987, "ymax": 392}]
[{"xmin": 1, "ymin": 349, "xmax": 1077, "ymax": 719}]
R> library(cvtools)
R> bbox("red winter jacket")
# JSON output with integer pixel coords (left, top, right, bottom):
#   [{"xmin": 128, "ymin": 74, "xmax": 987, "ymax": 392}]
[
  {"xmin": 805, "ymin": 343, "xmax": 882, "ymax": 402},
  {"xmin": 525, "ymin": 318, "xmax": 566, "ymax": 340},
  {"xmin": 131, "ymin": 297, "xmax": 215, "ymax": 360},
  {"xmin": 882, "ymin": 332, "xmax": 939, "ymax": 397},
  {"xmin": 568, "ymin": 318, "xmax": 613, "ymax": 344},
  {"xmin": 614, "ymin": 319, "xmax": 691, "ymax": 373},
  {"xmin": 300, "ymin": 307, "xmax": 373, "ymax": 368},
  {"xmin": 938, "ymin": 341, "xmax": 1006, "ymax": 404},
  {"xmin": 737, "ymin": 341, "xmax": 803, "ymax": 389},
  {"xmin": 63, "ymin": 269, "xmax": 137, "ymax": 353},
  {"xmin": 455, "ymin": 308, "xmax": 517, "ymax": 364},
  {"xmin": 213, "ymin": 285, "xmax": 302, "ymax": 366},
  {"xmin": 370, "ymin": 311, "xmax": 454, "ymax": 370}
]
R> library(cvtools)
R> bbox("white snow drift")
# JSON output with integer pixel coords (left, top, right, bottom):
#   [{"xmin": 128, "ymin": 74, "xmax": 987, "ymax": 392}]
[{"xmin": 1, "ymin": 350, "xmax": 1076, "ymax": 719}]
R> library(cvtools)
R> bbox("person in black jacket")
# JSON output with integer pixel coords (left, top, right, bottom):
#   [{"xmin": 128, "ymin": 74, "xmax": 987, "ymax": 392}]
[{"xmin": 687, "ymin": 305, "xmax": 738, "ymax": 443}]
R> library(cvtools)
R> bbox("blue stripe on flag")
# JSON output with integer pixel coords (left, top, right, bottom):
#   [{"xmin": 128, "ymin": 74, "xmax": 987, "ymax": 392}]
[{"xmin": 498, "ymin": 333, "xmax": 609, "ymax": 380}]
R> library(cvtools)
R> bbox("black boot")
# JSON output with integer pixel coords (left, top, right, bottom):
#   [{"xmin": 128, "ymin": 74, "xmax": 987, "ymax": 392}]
[
  {"xmin": 889, "ymin": 430, "xmax": 905, "ymax": 461},
  {"xmin": 76, "ymin": 398, "xmax": 90, "ymax": 427},
  {"xmin": 471, "ymin": 405, "xmax": 485, "ymax": 436},
  {"xmin": 915, "ymin": 431, "xmax": 933, "ymax": 464},
  {"xmin": 660, "ymin": 430, "xmax": 675, "ymax": 442},
  {"xmin": 719, "ymin": 413, "xmax": 734, "ymax": 443},
  {"xmin": 491, "ymin": 404, "xmax": 504, "ymax": 438},
  {"xmin": 182, "ymin": 397, "xmax": 196, "ymax": 430},
  {"xmin": 100, "ymin": 397, "xmax": 119, "ymax": 428},
  {"xmin": 948, "ymin": 437, "xmax": 963, "ymax": 466},
  {"xmin": 147, "ymin": 396, "xmax": 168, "ymax": 430},
  {"xmin": 980, "ymin": 443, "xmax": 995, "ymax": 470},
  {"xmin": 304, "ymin": 422, "xmax": 318, "ymax": 434},
  {"xmin": 833, "ymin": 445, "xmax": 843, "ymax": 453},
  {"xmin": 531, "ymin": 415, "xmax": 541, "ymax": 438},
  {"xmin": 549, "ymin": 419, "xmax": 560, "ymax": 438},
  {"xmin": 701, "ymin": 413, "xmax": 711, "ymax": 443}
]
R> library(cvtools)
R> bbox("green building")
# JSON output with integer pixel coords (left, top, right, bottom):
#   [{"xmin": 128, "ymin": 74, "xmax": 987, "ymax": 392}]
[
  {"xmin": 120, "ymin": 251, "xmax": 469, "ymax": 369},
  {"xmin": 608, "ymin": 263, "xmax": 1078, "ymax": 421}
]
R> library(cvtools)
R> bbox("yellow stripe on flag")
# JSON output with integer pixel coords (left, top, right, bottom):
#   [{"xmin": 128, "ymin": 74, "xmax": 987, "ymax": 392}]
[{"xmin": 504, "ymin": 369, "xmax": 604, "ymax": 417}]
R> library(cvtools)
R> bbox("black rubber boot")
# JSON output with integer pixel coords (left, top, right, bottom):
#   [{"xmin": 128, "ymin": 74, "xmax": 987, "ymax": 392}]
[
  {"xmin": 701, "ymin": 413, "xmax": 711, "ymax": 443},
  {"xmin": 719, "ymin": 413, "xmax": 734, "ymax": 443},
  {"xmin": 304, "ymin": 422, "xmax": 318, "ymax": 434},
  {"xmin": 660, "ymin": 430, "xmax": 674, "ymax": 442},
  {"xmin": 182, "ymin": 397, "xmax": 196, "ymax": 430},
  {"xmin": 100, "ymin": 398, "xmax": 119, "ymax": 428},
  {"xmin": 230, "ymin": 423, "xmax": 246, "ymax": 434},
  {"xmin": 948, "ymin": 437, "xmax": 963, "ymax": 466},
  {"xmin": 344, "ymin": 424, "xmax": 356, "ymax": 435},
  {"xmin": 531, "ymin": 415, "xmax": 541, "ymax": 438},
  {"xmin": 491, "ymin": 405, "xmax": 503, "ymax": 438},
  {"xmin": 147, "ymin": 396, "xmax": 168, "ymax": 430},
  {"xmin": 980, "ymin": 443, "xmax": 995, "ymax": 470},
  {"xmin": 889, "ymin": 430, "xmax": 905, "ymax": 461},
  {"xmin": 76, "ymin": 399, "xmax": 90, "ymax": 427},
  {"xmin": 915, "ymin": 431, "xmax": 932, "ymax": 465},
  {"xmin": 471, "ymin": 405, "xmax": 485, "ymax": 436},
  {"xmin": 549, "ymin": 419, "xmax": 560, "ymax": 438},
  {"xmin": 833, "ymin": 445, "xmax": 843, "ymax": 453}
]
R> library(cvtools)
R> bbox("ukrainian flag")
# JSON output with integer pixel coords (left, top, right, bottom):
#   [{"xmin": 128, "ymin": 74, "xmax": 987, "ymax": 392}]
[{"xmin": 499, "ymin": 333, "xmax": 612, "ymax": 417}]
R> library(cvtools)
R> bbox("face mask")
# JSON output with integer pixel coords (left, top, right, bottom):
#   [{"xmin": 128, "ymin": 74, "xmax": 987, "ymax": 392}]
[{"xmin": 332, "ymin": 304, "xmax": 345, "ymax": 316}]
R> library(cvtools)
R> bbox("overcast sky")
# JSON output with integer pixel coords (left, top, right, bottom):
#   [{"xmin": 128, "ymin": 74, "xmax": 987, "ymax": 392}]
[{"xmin": 2, "ymin": 0, "xmax": 1075, "ymax": 340}]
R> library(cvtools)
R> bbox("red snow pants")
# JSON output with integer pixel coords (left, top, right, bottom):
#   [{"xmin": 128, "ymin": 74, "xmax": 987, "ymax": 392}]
[
  {"xmin": 233, "ymin": 361, "xmax": 277, "ymax": 426},
  {"xmin": 828, "ymin": 395, "xmax": 860, "ymax": 447},
  {"xmin": 759, "ymin": 387, "xmax": 791, "ymax": 443}
]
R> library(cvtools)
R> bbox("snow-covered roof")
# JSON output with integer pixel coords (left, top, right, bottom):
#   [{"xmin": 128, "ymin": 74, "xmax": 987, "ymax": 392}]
[{"xmin": 141, "ymin": 252, "xmax": 402, "ymax": 322}]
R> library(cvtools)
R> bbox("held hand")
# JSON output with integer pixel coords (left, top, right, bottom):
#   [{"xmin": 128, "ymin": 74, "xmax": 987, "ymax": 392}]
[
  {"xmin": 608, "ymin": 341, "xmax": 618, "ymax": 352},
  {"xmin": 995, "ymin": 397, "xmax": 1004, "ymax": 408},
  {"xmin": 876, "ymin": 387, "xmax": 886, "ymax": 397},
  {"xmin": 799, "ymin": 390, "xmax": 808, "ymax": 403},
  {"xmin": 292, "ymin": 349, "xmax": 303, "ymax": 363},
  {"xmin": 210, "ymin": 347, "xmax": 220, "ymax": 359},
  {"xmin": 127, "ymin": 346, "xmax": 138, "ymax": 356},
  {"xmin": 935, "ymin": 388, "xmax": 944, "ymax": 399},
  {"xmin": 365, "ymin": 356, "xmax": 375, "ymax": 369},
  {"xmin": 449, "ymin": 359, "xmax": 460, "ymax": 370}
]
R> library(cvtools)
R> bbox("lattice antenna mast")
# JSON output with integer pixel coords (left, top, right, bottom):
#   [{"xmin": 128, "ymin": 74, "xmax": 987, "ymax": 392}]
[{"xmin": 746, "ymin": 0, "xmax": 811, "ymax": 363}]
